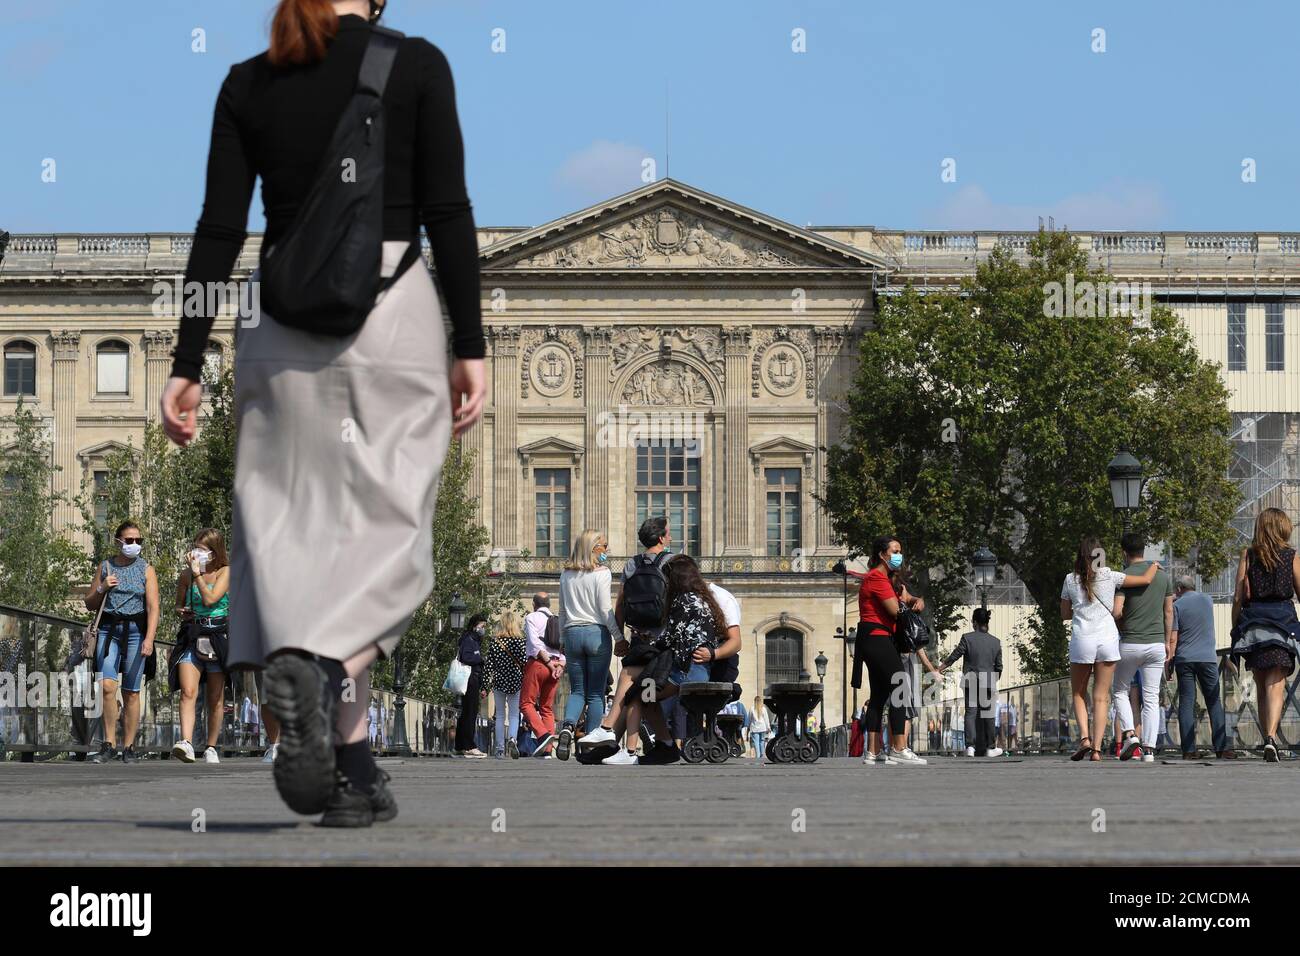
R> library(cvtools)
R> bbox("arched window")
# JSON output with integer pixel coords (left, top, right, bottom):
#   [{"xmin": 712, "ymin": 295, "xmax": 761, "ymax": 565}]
[
  {"xmin": 3, "ymin": 341, "xmax": 36, "ymax": 397},
  {"xmin": 96, "ymin": 340, "xmax": 130, "ymax": 396},
  {"xmin": 764, "ymin": 627, "xmax": 805, "ymax": 684},
  {"xmin": 202, "ymin": 340, "xmax": 223, "ymax": 396}
]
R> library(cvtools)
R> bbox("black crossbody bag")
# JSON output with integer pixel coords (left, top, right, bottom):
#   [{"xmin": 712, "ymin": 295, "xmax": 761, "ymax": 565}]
[{"xmin": 259, "ymin": 25, "xmax": 421, "ymax": 335}]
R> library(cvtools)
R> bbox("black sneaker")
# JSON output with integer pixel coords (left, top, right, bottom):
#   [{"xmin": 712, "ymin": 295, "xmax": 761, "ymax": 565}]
[
  {"xmin": 89, "ymin": 743, "xmax": 116, "ymax": 764},
  {"xmin": 556, "ymin": 726, "xmax": 573, "ymax": 761},
  {"xmin": 319, "ymin": 770, "xmax": 398, "ymax": 828},
  {"xmin": 639, "ymin": 740, "xmax": 681, "ymax": 765},
  {"xmin": 532, "ymin": 732, "xmax": 555, "ymax": 757},
  {"xmin": 265, "ymin": 653, "xmax": 339, "ymax": 814},
  {"xmin": 1264, "ymin": 738, "xmax": 1279, "ymax": 763},
  {"xmin": 507, "ymin": 738, "xmax": 520, "ymax": 760},
  {"xmin": 120, "ymin": 747, "xmax": 139, "ymax": 764}
]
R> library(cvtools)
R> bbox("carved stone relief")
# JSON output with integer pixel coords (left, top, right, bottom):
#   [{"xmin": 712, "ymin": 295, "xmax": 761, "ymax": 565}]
[
  {"xmin": 751, "ymin": 326, "xmax": 814, "ymax": 398},
  {"xmin": 520, "ymin": 325, "xmax": 584, "ymax": 398},
  {"xmin": 609, "ymin": 326, "xmax": 724, "ymax": 384},
  {"xmin": 620, "ymin": 360, "xmax": 715, "ymax": 407}
]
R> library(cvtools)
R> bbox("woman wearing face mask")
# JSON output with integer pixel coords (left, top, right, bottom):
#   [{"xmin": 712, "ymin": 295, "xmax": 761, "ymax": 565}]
[
  {"xmin": 555, "ymin": 529, "xmax": 620, "ymax": 760},
  {"xmin": 159, "ymin": 0, "xmax": 486, "ymax": 826},
  {"xmin": 453, "ymin": 614, "xmax": 489, "ymax": 758},
  {"xmin": 169, "ymin": 529, "xmax": 232, "ymax": 764},
  {"xmin": 84, "ymin": 522, "xmax": 161, "ymax": 764},
  {"xmin": 851, "ymin": 535, "xmax": 928, "ymax": 766}
]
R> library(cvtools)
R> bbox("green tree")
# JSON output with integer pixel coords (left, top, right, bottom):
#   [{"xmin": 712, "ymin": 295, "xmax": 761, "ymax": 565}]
[
  {"xmin": 0, "ymin": 399, "xmax": 89, "ymax": 615},
  {"xmin": 823, "ymin": 231, "xmax": 1238, "ymax": 680},
  {"xmin": 388, "ymin": 439, "xmax": 522, "ymax": 701}
]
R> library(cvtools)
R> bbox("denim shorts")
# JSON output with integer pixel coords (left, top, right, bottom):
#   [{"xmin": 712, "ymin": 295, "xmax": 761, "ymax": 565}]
[
  {"xmin": 174, "ymin": 646, "xmax": 224, "ymax": 674},
  {"xmin": 668, "ymin": 661, "xmax": 711, "ymax": 686},
  {"xmin": 97, "ymin": 621, "xmax": 145, "ymax": 692}
]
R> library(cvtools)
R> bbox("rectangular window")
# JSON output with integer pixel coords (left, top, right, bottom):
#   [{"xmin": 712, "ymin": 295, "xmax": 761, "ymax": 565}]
[
  {"xmin": 3, "ymin": 344, "xmax": 36, "ymax": 397},
  {"xmin": 1227, "ymin": 302, "xmax": 1247, "ymax": 372},
  {"xmin": 765, "ymin": 467, "xmax": 802, "ymax": 556},
  {"xmin": 202, "ymin": 347, "xmax": 223, "ymax": 397},
  {"xmin": 1266, "ymin": 302, "xmax": 1285, "ymax": 372},
  {"xmin": 97, "ymin": 347, "xmax": 129, "ymax": 395},
  {"xmin": 534, "ymin": 468, "xmax": 570, "ymax": 558},
  {"xmin": 636, "ymin": 440, "xmax": 700, "ymax": 555}
]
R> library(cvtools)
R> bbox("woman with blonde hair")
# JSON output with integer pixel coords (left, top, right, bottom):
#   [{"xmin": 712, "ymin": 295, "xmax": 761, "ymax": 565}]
[
  {"xmin": 169, "ymin": 529, "xmax": 232, "ymax": 763},
  {"xmin": 482, "ymin": 610, "xmax": 528, "ymax": 759},
  {"xmin": 555, "ymin": 529, "xmax": 620, "ymax": 760},
  {"xmin": 1230, "ymin": 508, "xmax": 1300, "ymax": 762}
]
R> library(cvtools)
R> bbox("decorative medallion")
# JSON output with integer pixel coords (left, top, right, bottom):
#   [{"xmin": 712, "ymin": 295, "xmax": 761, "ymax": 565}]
[
  {"xmin": 530, "ymin": 343, "xmax": 571, "ymax": 397},
  {"xmin": 520, "ymin": 325, "xmax": 584, "ymax": 398},
  {"xmin": 751, "ymin": 326, "xmax": 815, "ymax": 398},
  {"xmin": 762, "ymin": 344, "xmax": 803, "ymax": 396}
]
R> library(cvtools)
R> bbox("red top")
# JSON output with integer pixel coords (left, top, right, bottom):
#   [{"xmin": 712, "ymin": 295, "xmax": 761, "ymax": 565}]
[{"xmin": 857, "ymin": 566, "xmax": 899, "ymax": 635}]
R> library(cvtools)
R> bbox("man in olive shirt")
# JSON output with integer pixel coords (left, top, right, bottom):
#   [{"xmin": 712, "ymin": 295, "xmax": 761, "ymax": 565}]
[{"xmin": 1114, "ymin": 533, "xmax": 1174, "ymax": 761}]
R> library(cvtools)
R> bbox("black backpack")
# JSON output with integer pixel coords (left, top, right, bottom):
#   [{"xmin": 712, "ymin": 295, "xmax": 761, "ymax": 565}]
[
  {"xmin": 622, "ymin": 551, "xmax": 670, "ymax": 630},
  {"xmin": 542, "ymin": 611, "xmax": 564, "ymax": 652},
  {"xmin": 259, "ymin": 26, "xmax": 422, "ymax": 335}
]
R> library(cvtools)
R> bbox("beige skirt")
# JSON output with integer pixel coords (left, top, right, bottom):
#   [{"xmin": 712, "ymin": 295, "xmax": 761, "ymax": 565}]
[{"xmin": 228, "ymin": 241, "xmax": 451, "ymax": 669}]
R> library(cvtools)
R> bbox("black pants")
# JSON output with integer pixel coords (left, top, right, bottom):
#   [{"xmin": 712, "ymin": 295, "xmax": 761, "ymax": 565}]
[
  {"xmin": 863, "ymin": 637, "xmax": 907, "ymax": 737},
  {"xmin": 962, "ymin": 672, "xmax": 997, "ymax": 754},
  {"xmin": 454, "ymin": 669, "xmax": 482, "ymax": 751}
]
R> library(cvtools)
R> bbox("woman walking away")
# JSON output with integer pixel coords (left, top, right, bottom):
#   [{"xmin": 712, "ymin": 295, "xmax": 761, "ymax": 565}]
[
  {"xmin": 84, "ymin": 522, "xmax": 161, "ymax": 764},
  {"xmin": 1230, "ymin": 508, "xmax": 1300, "ymax": 762},
  {"xmin": 852, "ymin": 535, "xmax": 928, "ymax": 766},
  {"xmin": 483, "ymin": 610, "xmax": 528, "ymax": 759},
  {"xmin": 1060, "ymin": 536, "xmax": 1160, "ymax": 762},
  {"xmin": 556, "ymin": 530, "xmax": 619, "ymax": 760},
  {"xmin": 160, "ymin": 0, "xmax": 487, "ymax": 826},
  {"xmin": 749, "ymin": 695, "xmax": 771, "ymax": 760},
  {"xmin": 454, "ymin": 615, "xmax": 489, "ymax": 758},
  {"xmin": 170, "ymin": 529, "xmax": 232, "ymax": 763}
]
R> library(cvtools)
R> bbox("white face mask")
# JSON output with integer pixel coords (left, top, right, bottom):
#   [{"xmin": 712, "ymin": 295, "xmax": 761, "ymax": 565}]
[
  {"xmin": 119, "ymin": 541, "xmax": 142, "ymax": 559},
  {"xmin": 190, "ymin": 548, "xmax": 212, "ymax": 569}
]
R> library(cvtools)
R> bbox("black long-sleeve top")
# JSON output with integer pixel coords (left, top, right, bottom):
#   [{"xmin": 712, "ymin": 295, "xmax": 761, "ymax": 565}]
[{"xmin": 173, "ymin": 13, "xmax": 484, "ymax": 381}]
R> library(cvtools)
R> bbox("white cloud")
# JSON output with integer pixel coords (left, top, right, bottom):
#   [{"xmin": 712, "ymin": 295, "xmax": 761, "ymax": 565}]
[
  {"xmin": 554, "ymin": 140, "xmax": 651, "ymax": 203},
  {"xmin": 924, "ymin": 182, "xmax": 1170, "ymax": 231}
]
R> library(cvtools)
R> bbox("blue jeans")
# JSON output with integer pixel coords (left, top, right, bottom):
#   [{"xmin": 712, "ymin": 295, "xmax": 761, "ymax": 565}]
[
  {"xmin": 1176, "ymin": 660, "xmax": 1227, "ymax": 754},
  {"xmin": 97, "ymin": 621, "xmax": 145, "ymax": 692},
  {"xmin": 562, "ymin": 624, "xmax": 612, "ymax": 732},
  {"xmin": 751, "ymin": 731, "xmax": 767, "ymax": 757},
  {"xmin": 493, "ymin": 689, "xmax": 520, "ymax": 754},
  {"xmin": 668, "ymin": 661, "xmax": 711, "ymax": 686}
]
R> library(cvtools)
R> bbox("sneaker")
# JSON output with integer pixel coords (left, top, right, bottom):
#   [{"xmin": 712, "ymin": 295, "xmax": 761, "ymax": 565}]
[
  {"xmin": 492, "ymin": 751, "xmax": 505, "ymax": 759},
  {"xmin": 265, "ymin": 653, "xmax": 340, "ymax": 815},
  {"xmin": 203, "ymin": 746, "xmax": 220, "ymax": 764},
  {"xmin": 890, "ymin": 748, "xmax": 927, "ymax": 765},
  {"xmin": 462, "ymin": 748, "xmax": 488, "ymax": 759},
  {"xmin": 532, "ymin": 732, "xmax": 555, "ymax": 756},
  {"xmin": 120, "ymin": 747, "xmax": 139, "ymax": 764},
  {"xmin": 965, "ymin": 746, "xmax": 976, "ymax": 757},
  {"xmin": 318, "ymin": 769, "xmax": 399, "ymax": 829},
  {"xmin": 172, "ymin": 740, "xmax": 196, "ymax": 763},
  {"xmin": 579, "ymin": 726, "xmax": 617, "ymax": 748},
  {"xmin": 985, "ymin": 747, "xmax": 1004, "ymax": 757},
  {"xmin": 1216, "ymin": 749, "xmax": 1237, "ymax": 760},
  {"xmin": 1119, "ymin": 735, "xmax": 1141, "ymax": 761},
  {"xmin": 1183, "ymin": 752, "xmax": 1200, "ymax": 760},
  {"xmin": 864, "ymin": 750, "xmax": 897, "ymax": 765},
  {"xmin": 602, "ymin": 748, "xmax": 639, "ymax": 765},
  {"xmin": 555, "ymin": 726, "xmax": 574, "ymax": 761},
  {"xmin": 262, "ymin": 742, "xmax": 278, "ymax": 764},
  {"xmin": 89, "ymin": 743, "xmax": 117, "ymax": 764},
  {"xmin": 1264, "ymin": 738, "xmax": 1279, "ymax": 763},
  {"xmin": 506, "ymin": 739, "xmax": 520, "ymax": 760},
  {"xmin": 1141, "ymin": 752, "xmax": 1155, "ymax": 763},
  {"xmin": 639, "ymin": 741, "xmax": 681, "ymax": 765}
]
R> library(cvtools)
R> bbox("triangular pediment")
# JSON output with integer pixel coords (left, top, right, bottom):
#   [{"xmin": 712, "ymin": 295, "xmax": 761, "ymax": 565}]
[
  {"xmin": 480, "ymin": 179, "xmax": 891, "ymax": 272},
  {"xmin": 749, "ymin": 436, "xmax": 817, "ymax": 459},
  {"xmin": 517, "ymin": 437, "xmax": 585, "ymax": 458}
]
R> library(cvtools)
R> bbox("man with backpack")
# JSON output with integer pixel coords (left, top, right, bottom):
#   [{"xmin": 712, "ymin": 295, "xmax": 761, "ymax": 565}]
[{"xmin": 521, "ymin": 592, "xmax": 566, "ymax": 757}]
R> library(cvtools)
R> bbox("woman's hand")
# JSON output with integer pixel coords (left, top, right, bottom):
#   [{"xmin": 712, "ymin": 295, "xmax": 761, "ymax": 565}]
[
  {"xmin": 161, "ymin": 376, "xmax": 203, "ymax": 447},
  {"xmin": 103, "ymin": 574, "xmax": 119, "ymax": 589},
  {"xmin": 910, "ymin": 596, "xmax": 926, "ymax": 612},
  {"xmin": 449, "ymin": 359, "xmax": 486, "ymax": 438},
  {"xmin": 142, "ymin": 636, "xmax": 155, "ymax": 657}
]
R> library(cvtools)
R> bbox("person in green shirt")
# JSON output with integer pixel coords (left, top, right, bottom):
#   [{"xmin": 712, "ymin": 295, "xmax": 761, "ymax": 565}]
[{"xmin": 1113, "ymin": 532, "xmax": 1174, "ymax": 761}]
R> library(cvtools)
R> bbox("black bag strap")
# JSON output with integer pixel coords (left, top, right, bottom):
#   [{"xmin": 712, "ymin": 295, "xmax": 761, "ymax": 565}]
[{"xmin": 358, "ymin": 25, "xmax": 403, "ymax": 97}]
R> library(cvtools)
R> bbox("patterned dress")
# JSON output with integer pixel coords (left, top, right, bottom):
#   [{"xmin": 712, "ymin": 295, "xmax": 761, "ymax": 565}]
[{"xmin": 483, "ymin": 635, "xmax": 527, "ymax": 695}]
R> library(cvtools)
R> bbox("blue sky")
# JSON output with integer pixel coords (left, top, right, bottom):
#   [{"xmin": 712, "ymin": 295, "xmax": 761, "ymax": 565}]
[{"xmin": 2, "ymin": 0, "xmax": 1296, "ymax": 234}]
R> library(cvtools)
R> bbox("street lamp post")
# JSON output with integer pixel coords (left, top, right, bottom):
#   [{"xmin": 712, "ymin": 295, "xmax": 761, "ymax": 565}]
[
  {"xmin": 1107, "ymin": 447, "xmax": 1144, "ymax": 534},
  {"xmin": 448, "ymin": 592, "xmax": 467, "ymax": 634},
  {"xmin": 973, "ymin": 545, "xmax": 997, "ymax": 611},
  {"xmin": 848, "ymin": 625, "xmax": 858, "ymax": 716},
  {"xmin": 391, "ymin": 645, "xmax": 411, "ymax": 757},
  {"xmin": 815, "ymin": 650, "xmax": 828, "ymax": 754}
]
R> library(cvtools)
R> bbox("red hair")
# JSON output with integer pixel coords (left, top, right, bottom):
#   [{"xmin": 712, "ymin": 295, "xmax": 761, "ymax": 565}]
[{"xmin": 268, "ymin": 0, "xmax": 339, "ymax": 67}]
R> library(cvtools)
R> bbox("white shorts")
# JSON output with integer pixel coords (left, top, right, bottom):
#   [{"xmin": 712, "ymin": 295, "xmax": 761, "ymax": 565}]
[{"xmin": 1069, "ymin": 631, "xmax": 1121, "ymax": 665}]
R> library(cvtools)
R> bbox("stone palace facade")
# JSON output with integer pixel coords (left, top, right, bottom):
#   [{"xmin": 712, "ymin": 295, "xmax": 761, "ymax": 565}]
[{"xmin": 3, "ymin": 179, "xmax": 1299, "ymax": 726}]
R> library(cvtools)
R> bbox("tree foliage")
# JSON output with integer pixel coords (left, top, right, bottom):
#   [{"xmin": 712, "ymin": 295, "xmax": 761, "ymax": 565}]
[{"xmin": 823, "ymin": 231, "xmax": 1238, "ymax": 680}]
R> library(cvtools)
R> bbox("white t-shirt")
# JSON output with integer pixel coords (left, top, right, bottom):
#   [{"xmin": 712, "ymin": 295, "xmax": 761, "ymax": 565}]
[
  {"xmin": 708, "ymin": 583, "xmax": 741, "ymax": 630},
  {"xmin": 1060, "ymin": 569, "xmax": 1126, "ymax": 642}
]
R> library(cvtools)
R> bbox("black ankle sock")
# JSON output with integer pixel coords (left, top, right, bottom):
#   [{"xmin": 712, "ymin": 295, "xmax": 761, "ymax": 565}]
[
  {"xmin": 316, "ymin": 656, "xmax": 347, "ymax": 701},
  {"xmin": 336, "ymin": 740, "xmax": 378, "ymax": 788}
]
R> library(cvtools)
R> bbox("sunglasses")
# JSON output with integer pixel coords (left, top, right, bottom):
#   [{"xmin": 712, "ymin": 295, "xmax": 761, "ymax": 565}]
[{"xmin": 119, "ymin": 537, "xmax": 144, "ymax": 545}]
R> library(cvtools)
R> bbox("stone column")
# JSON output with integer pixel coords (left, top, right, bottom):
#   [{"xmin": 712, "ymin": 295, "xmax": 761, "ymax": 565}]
[
  {"xmin": 50, "ymin": 330, "xmax": 81, "ymax": 536},
  {"xmin": 583, "ymin": 328, "xmax": 612, "ymax": 536},
  {"xmin": 489, "ymin": 325, "xmax": 521, "ymax": 552},
  {"xmin": 143, "ymin": 330, "xmax": 174, "ymax": 422},
  {"xmin": 814, "ymin": 326, "xmax": 845, "ymax": 553},
  {"xmin": 723, "ymin": 325, "xmax": 751, "ymax": 555}
]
